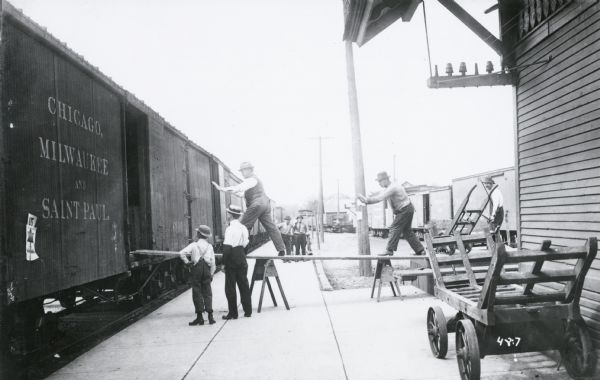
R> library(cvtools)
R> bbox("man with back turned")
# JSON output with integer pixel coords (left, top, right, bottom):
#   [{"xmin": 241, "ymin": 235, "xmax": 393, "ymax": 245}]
[
  {"xmin": 213, "ymin": 161, "xmax": 286, "ymax": 257},
  {"xmin": 221, "ymin": 204, "xmax": 252, "ymax": 320}
]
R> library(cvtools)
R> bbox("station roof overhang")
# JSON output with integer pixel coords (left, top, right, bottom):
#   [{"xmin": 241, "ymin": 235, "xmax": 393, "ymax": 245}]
[{"xmin": 343, "ymin": 0, "xmax": 422, "ymax": 46}]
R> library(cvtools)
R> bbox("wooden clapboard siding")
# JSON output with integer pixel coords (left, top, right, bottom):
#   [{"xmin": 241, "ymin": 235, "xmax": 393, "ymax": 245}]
[{"xmin": 515, "ymin": 1, "xmax": 600, "ymax": 346}]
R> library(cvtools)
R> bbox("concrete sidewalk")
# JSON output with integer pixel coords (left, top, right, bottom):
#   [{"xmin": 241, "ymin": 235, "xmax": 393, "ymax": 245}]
[{"xmin": 48, "ymin": 236, "xmax": 573, "ymax": 380}]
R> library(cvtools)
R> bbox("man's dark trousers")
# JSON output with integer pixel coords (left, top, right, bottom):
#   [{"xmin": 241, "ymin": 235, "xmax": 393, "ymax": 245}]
[
  {"xmin": 191, "ymin": 260, "xmax": 212, "ymax": 314},
  {"xmin": 294, "ymin": 234, "xmax": 307, "ymax": 255},
  {"xmin": 282, "ymin": 234, "xmax": 293, "ymax": 255},
  {"xmin": 241, "ymin": 197, "xmax": 285, "ymax": 252},
  {"xmin": 386, "ymin": 203, "xmax": 424, "ymax": 254},
  {"xmin": 223, "ymin": 245, "xmax": 252, "ymax": 317}
]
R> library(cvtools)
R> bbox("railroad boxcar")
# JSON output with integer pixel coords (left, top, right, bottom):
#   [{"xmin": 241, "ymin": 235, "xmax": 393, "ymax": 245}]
[{"xmin": 0, "ymin": 2, "xmax": 269, "ymax": 355}]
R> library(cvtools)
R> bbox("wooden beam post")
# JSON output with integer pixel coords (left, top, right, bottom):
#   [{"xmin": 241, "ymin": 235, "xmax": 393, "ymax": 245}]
[
  {"xmin": 345, "ymin": 40, "xmax": 371, "ymax": 276},
  {"xmin": 437, "ymin": 0, "xmax": 504, "ymax": 56}
]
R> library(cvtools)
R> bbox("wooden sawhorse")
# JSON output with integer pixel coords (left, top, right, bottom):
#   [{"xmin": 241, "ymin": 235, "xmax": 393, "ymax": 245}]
[
  {"xmin": 371, "ymin": 259, "xmax": 402, "ymax": 302},
  {"xmin": 250, "ymin": 259, "xmax": 290, "ymax": 313}
]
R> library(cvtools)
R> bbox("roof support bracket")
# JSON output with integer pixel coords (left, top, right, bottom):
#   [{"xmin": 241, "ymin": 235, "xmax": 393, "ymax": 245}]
[{"xmin": 437, "ymin": 0, "xmax": 504, "ymax": 56}]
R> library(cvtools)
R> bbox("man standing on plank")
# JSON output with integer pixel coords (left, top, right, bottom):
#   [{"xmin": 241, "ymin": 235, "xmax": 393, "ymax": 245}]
[
  {"xmin": 213, "ymin": 162, "xmax": 286, "ymax": 256},
  {"xmin": 357, "ymin": 171, "xmax": 425, "ymax": 256},
  {"xmin": 221, "ymin": 204, "xmax": 252, "ymax": 320}
]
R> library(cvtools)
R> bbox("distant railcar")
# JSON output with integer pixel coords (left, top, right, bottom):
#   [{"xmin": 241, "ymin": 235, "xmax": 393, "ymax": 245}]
[
  {"xmin": 368, "ymin": 169, "xmax": 516, "ymax": 244},
  {"xmin": 0, "ymin": 3, "xmax": 271, "ymax": 355}
]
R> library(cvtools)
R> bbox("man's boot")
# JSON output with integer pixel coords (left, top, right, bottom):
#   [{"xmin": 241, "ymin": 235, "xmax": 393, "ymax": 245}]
[
  {"xmin": 189, "ymin": 313, "xmax": 204, "ymax": 326},
  {"xmin": 208, "ymin": 312, "xmax": 216, "ymax": 325}
]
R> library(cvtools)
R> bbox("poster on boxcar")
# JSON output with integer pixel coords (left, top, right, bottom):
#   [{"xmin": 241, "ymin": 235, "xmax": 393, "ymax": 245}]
[{"xmin": 26, "ymin": 213, "xmax": 39, "ymax": 261}]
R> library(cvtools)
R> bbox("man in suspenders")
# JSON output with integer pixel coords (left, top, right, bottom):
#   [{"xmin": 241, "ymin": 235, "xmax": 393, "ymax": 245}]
[
  {"xmin": 213, "ymin": 162, "xmax": 286, "ymax": 256},
  {"xmin": 481, "ymin": 176, "xmax": 504, "ymax": 233}
]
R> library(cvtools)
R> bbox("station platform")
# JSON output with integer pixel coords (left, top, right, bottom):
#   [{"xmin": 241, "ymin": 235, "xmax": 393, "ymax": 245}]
[{"xmin": 48, "ymin": 236, "xmax": 572, "ymax": 380}]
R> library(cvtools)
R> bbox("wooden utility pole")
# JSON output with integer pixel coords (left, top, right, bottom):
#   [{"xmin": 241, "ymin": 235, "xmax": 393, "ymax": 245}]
[
  {"xmin": 344, "ymin": 40, "xmax": 371, "ymax": 276},
  {"xmin": 318, "ymin": 136, "xmax": 325, "ymax": 243}
]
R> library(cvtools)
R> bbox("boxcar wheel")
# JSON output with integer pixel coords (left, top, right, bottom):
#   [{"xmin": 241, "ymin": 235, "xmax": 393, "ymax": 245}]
[
  {"xmin": 455, "ymin": 319, "xmax": 480, "ymax": 380},
  {"xmin": 560, "ymin": 320, "xmax": 597, "ymax": 378},
  {"xmin": 427, "ymin": 306, "xmax": 448, "ymax": 358}
]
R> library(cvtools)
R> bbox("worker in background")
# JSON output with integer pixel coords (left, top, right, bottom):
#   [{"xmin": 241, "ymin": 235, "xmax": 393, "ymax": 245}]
[
  {"xmin": 292, "ymin": 215, "xmax": 308, "ymax": 255},
  {"xmin": 481, "ymin": 176, "xmax": 504, "ymax": 233},
  {"xmin": 306, "ymin": 225, "xmax": 313, "ymax": 255},
  {"xmin": 278, "ymin": 216, "xmax": 294, "ymax": 256},
  {"xmin": 357, "ymin": 171, "xmax": 425, "ymax": 256},
  {"xmin": 221, "ymin": 204, "xmax": 252, "ymax": 320},
  {"xmin": 213, "ymin": 162, "xmax": 286, "ymax": 257},
  {"xmin": 179, "ymin": 225, "xmax": 216, "ymax": 326}
]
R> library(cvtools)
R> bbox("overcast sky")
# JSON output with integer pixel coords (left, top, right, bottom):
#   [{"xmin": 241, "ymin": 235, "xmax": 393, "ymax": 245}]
[{"xmin": 11, "ymin": 0, "xmax": 514, "ymax": 207}]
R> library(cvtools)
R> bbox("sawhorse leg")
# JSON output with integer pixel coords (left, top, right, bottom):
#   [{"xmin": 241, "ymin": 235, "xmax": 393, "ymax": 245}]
[
  {"xmin": 371, "ymin": 261, "xmax": 383, "ymax": 298},
  {"xmin": 266, "ymin": 278, "xmax": 277, "ymax": 307},
  {"xmin": 275, "ymin": 276, "xmax": 290, "ymax": 310}
]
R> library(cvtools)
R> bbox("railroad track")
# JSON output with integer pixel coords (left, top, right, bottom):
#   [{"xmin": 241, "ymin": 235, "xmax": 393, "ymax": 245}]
[
  {"xmin": 1, "ymin": 238, "xmax": 271, "ymax": 380},
  {"xmin": 1, "ymin": 284, "xmax": 189, "ymax": 380}
]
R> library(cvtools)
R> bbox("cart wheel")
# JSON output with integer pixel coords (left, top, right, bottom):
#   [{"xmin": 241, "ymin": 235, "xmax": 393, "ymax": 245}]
[
  {"xmin": 427, "ymin": 306, "xmax": 448, "ymax": 358},
  {"xmin": 560, "ymin": 320, "xmax": 597, "ymax": 378},
  {"xmin": 455, "ymin": 319, "xmax": 480, "ymax": 380}
]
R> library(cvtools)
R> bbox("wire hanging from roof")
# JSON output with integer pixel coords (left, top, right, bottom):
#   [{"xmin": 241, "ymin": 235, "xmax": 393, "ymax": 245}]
[{"xmin": 422, "ymin": 0, "xmax": 433, "ymax": 78}]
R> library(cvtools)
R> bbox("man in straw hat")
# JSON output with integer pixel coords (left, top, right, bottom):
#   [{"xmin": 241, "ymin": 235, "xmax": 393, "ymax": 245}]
[
  {"xmin": 357, "ymin": 171, "xmax": 425, "ymax": 256},
  {"xmin": 179, "ymin": 224, "xmax": 216, "ymax": 326},
  {"xmin": 221, "ymin": 204, "xmax": 252, "ymax": 319},
  {"xmin": 481, "ymin": 175, "xmax": 504, "ymax": 233},
  {"xmin": 213, "ymin": 161, "xmax": 286, "ymax": 257}
]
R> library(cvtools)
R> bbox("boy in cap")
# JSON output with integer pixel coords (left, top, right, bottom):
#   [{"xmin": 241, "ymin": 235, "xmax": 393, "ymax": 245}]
[
  {"xmin": 179, "ymin": 225, "xmax": 216, "ymax": 326},
  {"xmin": 222, "ymin": 204, "xmax": 253, "ymax": 319},
  {"xmin": 481, "ymin": 176, "xmax": 504, "ymax": 233},
  {"xmin": 278, "ymin": 216, "xmax": 294, "ymax": 256},
  {"xmin": 357, "ymin": 171, "xmax": 425, "ymax": 256},
  {"xmin": 212, "ymin": 162, "xmax": 286, "ymax": 257}
]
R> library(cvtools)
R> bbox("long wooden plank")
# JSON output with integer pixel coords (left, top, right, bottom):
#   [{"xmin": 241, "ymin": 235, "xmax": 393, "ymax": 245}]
[
  {"xmin": 430, "ymin": 233, "xmax": 487, "ymax": 246},
  {"xmin": 519, "ymin": 214, "xmax": 600, "ymax": 223},
  {"xmin": 133, "ymin": 250, "xmax": 430, "ymax": 261},
  {"xmin": 397, "ymin": 264, "xmax": 519, "ymax": 278},
  {"xmin": 436, "ymin": 251, "xmax": 492, "ymax": 265},
  {"xmin": 498, "ymin": 270, "xmax": 575, "ymax": 285},
  {"xmin": 504, "ymin": 249, "xmax": 586, "ymax": 264},
  {"xmin": 494, "ymin": 292, "xmax": 566, "ymax": 305}
]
